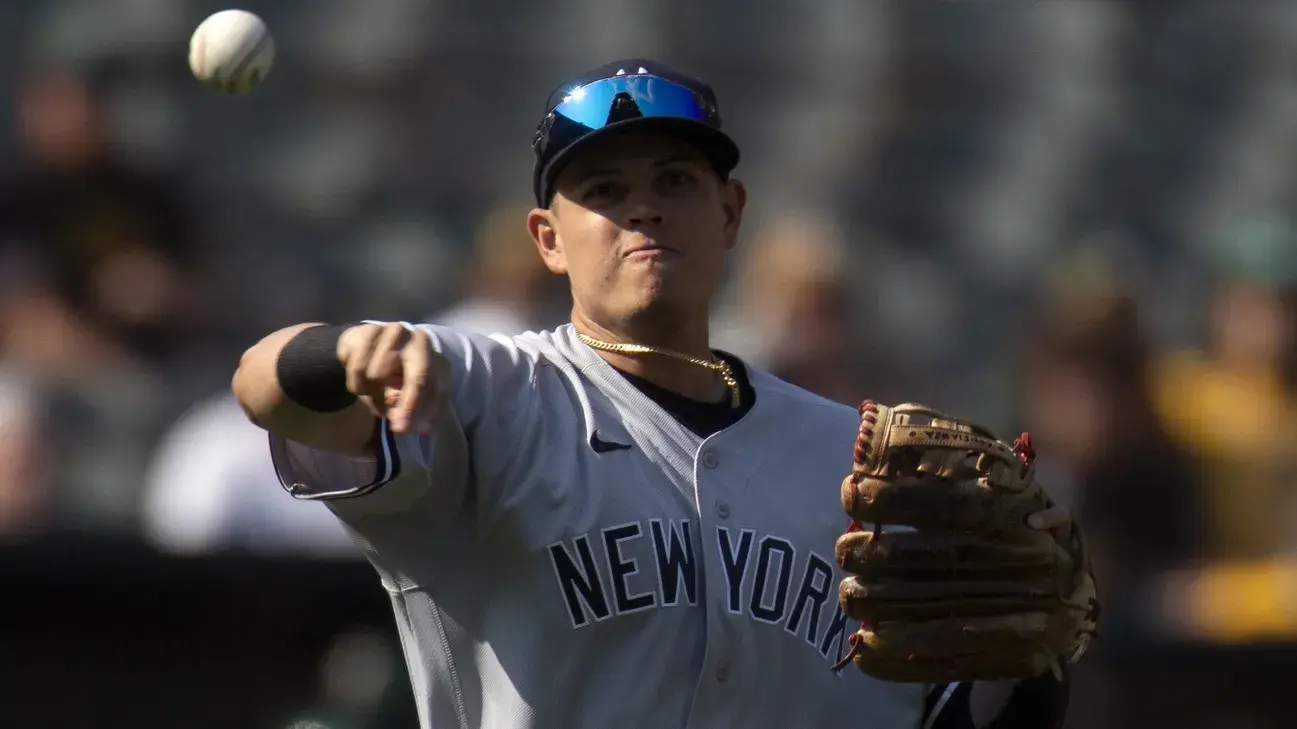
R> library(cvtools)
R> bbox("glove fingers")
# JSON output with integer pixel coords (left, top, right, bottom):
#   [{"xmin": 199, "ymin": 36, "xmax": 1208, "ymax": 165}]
[
  {"xmin": 839, "ymin": 576, "xmax": 1063, "ymax": 622},
  {"xmin": 843, "ymin": 475, "xmax": 1038, "ymax": 539},
  {"xmin": 850, "ymin": 615, "xmax": 1061, "ymax": 682},
  {"xmin": 915, "ymin": 449, "xmax": 956, "ymax": 477},
  {"xmin": 841, "ymin": 592, "xmax": 1056, "ymax": 623},
  {"xmin": 834, "ymin": 529, "xmax": 1070, "ymax": 580}
]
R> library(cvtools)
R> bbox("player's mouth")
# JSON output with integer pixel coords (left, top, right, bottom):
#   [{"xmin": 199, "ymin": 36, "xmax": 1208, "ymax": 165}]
[{"xmin": 624, "ymin": 243, "xmax": 679, "ymax": 260}]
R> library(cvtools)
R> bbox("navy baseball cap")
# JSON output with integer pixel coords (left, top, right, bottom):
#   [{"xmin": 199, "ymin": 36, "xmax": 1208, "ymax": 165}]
[{"xmin": 531, "ymin": 59, "xmax": 741, "ymax": 207}]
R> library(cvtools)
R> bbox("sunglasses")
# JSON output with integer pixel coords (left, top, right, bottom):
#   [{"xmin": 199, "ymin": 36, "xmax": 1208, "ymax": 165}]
[{"xmin": 532, "ymin": 74, "xmax": 721, "ymax": 160}]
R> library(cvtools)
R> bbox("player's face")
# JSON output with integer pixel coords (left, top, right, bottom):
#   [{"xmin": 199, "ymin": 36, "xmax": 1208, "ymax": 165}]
[{"xmin": 528, "ymin": 131, "xmax": 746, "ymax": 331}]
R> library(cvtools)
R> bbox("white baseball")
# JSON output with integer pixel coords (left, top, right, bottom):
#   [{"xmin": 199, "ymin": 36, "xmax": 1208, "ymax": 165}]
[{"xmin": 189, "ymin": 10, "xmax": 275, "ymax": 94}]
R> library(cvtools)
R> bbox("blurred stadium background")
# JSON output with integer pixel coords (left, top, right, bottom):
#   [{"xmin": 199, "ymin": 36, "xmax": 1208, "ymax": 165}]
[{"xmin": 3, "ymin": 0, "xmax": 1297, "ymax": 727}]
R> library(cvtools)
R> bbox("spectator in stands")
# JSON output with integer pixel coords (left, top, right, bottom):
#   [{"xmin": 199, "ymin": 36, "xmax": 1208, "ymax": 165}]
[
  {"xmin": 1154, "ymin": 218, "xmax": 1297, "ymax": 560},
  {"xmin": 1019, "ymin": 270, "xmax": 1204, "ymax": 608},
  {"xmin": 427, "ymin": 201, "xmax": 569, "ymax": 335},
  {"xmin": 140, "ymin": 390, "xmax": 359, "ymax": 558},
  {"xmin": 713, "ymin": 210, "xmax": 910, "ymax": 405},
  {"xmin": 0, "ymin": 66, "xmax": 211, "ymax": 386}
]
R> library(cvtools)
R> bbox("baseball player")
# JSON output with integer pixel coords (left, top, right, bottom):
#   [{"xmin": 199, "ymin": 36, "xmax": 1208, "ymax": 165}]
[{"xmin": 232, "ymin": 60, "xmax": 1074, "ymax": 729}]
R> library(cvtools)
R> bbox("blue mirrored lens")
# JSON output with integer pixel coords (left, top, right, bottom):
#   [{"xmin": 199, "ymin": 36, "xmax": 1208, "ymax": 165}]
[{"xmin": 551, "ymin": 75, "xmax": 710, "ymax": 132}]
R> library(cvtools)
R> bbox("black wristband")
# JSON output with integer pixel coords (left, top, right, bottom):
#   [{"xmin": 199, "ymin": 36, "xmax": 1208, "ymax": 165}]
[{"xmin": 275, "ymin": 324, "xmax": 357, "ymax": 413}]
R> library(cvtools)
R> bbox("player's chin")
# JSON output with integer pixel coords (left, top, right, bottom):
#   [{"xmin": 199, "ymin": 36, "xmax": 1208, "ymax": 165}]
[
  {"xmin": 631, "ymin": 267, "xmax": 690, "ymax": 296},
  {"xmin": 632, "ymin": 277, "xmax": 709, "ymax": 314}
]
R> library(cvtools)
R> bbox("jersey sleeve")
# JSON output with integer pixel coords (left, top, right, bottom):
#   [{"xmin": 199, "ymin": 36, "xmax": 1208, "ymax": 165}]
[
  {"xmin": 269, "ymin": 417, "xmax": 413, "ymax": 500},
  {"xmin": 267, "ymin": 322, "xmax": 538, "ymax": 516}
]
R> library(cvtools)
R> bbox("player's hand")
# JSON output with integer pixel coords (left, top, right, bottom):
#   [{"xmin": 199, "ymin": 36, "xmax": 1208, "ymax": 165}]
[
  {"xmin": 336, "ymin": 322, "xmax": 448, "ymax": 436},
  {"xmin": 1027, "ymin": 505, "xmax": 1073, "ymax": 544}
]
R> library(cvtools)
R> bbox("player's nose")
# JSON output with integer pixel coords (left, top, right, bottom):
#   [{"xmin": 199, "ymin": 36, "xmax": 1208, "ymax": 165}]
[{"xmin": 625, "ymin": 200, "xmax": 664, "ymax": 228}]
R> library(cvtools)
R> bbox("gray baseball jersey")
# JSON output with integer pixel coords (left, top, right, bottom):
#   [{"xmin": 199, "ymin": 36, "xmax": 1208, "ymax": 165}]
[{"xmin": 270, "ymin": 322, "xmax": 927, "ymax": 729}]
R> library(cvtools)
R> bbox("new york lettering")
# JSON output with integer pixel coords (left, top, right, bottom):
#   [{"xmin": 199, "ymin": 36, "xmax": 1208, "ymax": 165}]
[{"xmin": 547, "ymin": 521, "xmax": 850, "ymax": 662}]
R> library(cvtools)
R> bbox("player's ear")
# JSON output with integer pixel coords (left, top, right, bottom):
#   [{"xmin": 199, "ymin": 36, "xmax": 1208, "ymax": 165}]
[
  {"xmin": 721, "ymin": 178, "xmax": 747, "ymax": 251},
  {"xmin": 527, "ymin": 206, "xmax": 568, "ymax": 275}
]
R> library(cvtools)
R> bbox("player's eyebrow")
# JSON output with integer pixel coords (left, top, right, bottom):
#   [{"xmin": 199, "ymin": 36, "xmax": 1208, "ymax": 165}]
[
  {"xmin": 572, "ymin": 167, "xmax": 620, "ymax": 186},
  {"xmin": 570, "ymin": 154, "xmax": 703, "ymax": 187},
  {"xmin": 653, "ymin": 155, "xmax": 701, "ymax": 168}
]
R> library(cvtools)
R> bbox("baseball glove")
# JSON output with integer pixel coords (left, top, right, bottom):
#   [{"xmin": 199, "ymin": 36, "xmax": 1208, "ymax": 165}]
[{"xmin": 831, "ymin": 401, "xmax": 1099, "ymax": 683}]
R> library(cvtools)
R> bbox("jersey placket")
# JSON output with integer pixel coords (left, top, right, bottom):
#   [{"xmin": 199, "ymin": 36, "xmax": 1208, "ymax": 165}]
[{"xmin": 681, "ymin": 409, "xmax": 774, "ymax": 728}]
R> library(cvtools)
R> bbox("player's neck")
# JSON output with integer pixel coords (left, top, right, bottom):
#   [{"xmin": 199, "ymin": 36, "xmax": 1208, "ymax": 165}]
[{"xmin": 572, "ymin": 312, "xmax": 726, "ymax": 404}]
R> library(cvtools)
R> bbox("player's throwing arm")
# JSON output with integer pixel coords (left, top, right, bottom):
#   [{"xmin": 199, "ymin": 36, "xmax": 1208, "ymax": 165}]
[{"xmin": 233, "ymin": 322, "xmax": 448, "ymax": 457}]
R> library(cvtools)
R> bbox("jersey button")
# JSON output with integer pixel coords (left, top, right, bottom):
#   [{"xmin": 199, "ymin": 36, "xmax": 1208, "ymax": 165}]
[
  {"xmin": 716, "ymin": 500, "xmax": 731, "ymax": 519},
  {"xmin": 702, "ymin": 452, "xmax": 719, "ymax": 469},
  {"xmin": 716, "ymin": 662, "xmax": 731, "ymax": 682}
]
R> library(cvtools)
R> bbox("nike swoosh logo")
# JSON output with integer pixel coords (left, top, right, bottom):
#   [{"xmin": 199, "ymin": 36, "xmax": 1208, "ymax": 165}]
[{"xmin": 590, "ymin": 433, "xmax": 633, "ymax": 453}]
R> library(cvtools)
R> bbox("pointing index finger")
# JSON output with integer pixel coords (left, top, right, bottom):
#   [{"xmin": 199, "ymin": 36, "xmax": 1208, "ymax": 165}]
[{"xmin": 389, "ymin": 329, "xmax": 431, "ymax": 434}]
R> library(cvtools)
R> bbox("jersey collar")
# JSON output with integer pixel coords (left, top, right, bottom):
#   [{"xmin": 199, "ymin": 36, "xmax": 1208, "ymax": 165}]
[{"xmin": 556, "ymin": 323, "xmax": 785, "ymax": 447}]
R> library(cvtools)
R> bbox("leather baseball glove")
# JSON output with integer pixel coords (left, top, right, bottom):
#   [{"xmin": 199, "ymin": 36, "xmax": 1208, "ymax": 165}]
[{"xmin": 831, "ymin": 401, "xmax": 1100, "ymax": 683}]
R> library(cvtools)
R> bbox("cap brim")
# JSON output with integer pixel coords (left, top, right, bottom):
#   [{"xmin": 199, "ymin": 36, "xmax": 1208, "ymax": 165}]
[{"xmin": 538, "ymin": 117, "xmax": 740, "ymax": 205}]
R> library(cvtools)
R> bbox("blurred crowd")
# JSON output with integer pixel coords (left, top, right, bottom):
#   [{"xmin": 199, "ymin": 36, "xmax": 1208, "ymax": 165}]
[{"xmin": 6, "ymin": 0, "xmax": 1297, "ymax": 724}]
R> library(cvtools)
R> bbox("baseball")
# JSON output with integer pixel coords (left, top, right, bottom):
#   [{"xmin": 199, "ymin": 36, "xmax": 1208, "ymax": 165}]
[{"xmin": 188, "ymin": 10, "xmax": 275, "ymax": 94}]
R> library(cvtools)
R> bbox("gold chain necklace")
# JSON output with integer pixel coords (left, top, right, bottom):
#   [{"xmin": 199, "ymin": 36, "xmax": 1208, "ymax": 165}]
[{"xmin": 577, "ymin": 331, "xmax": 741, "ymax": 408}]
